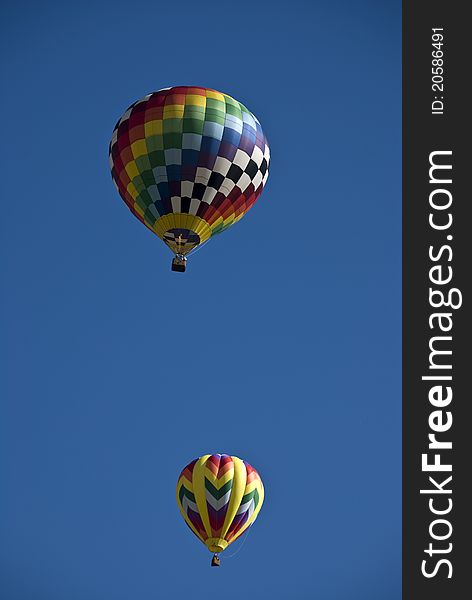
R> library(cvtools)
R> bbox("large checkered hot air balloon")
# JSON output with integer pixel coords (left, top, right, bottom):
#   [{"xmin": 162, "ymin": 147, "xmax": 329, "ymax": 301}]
[
  {"xmin": 109, "ymin": 86, "xmax": 270, "ymax": 272},
  {"xmin": 176, "ymin": 454, "xmax": 264, "ymax": 566}
]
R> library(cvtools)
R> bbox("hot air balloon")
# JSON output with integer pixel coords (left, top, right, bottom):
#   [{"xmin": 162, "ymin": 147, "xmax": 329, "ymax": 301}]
[
  {"xmin": 176, "ymin": 453, "xmax": 264, "ymax": 566},
  {"xmin": 109, "ymin": 86, "xmax": 270, "ymax": 272}
]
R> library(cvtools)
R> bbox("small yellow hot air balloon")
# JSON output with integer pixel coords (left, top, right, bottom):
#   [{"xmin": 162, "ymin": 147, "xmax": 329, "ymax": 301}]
[{"xmin": 176, "ymin": 453, "xmax": 264, "ymax": 566}]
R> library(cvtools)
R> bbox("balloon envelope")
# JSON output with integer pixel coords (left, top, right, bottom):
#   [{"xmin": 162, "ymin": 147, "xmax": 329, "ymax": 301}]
[
  {"xmin": 109, "ymin": 86, "xmax": 270, "ymax": 256},
  {"xmin": 176, "ymin": 453, "xmax": 264, "ymax": 554}
]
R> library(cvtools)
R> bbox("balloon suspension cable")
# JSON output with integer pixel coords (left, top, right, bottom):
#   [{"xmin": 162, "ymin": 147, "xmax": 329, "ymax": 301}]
[
  {"xmin": 188, "ymin": 238, "xmax": 211, "ymax": 258},
  {"xmin": 223, "ymin": 526, "xmax": 253, "ymax": 560}
]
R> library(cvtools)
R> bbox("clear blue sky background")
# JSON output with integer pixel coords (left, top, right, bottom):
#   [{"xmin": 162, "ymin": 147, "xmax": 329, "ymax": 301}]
[{"xmin": 0, "ymin": 1, "xmax": 401, "ymax": 598}]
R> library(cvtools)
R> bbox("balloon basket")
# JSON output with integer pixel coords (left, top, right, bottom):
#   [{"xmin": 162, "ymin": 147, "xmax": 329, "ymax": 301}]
[
  {"xmin": 211, "ymin": 554, "xmax": 220, "ymax": 567},
  {"xmin": 171, "ymin": 256, "xmax": 186, "ymax": 272}
]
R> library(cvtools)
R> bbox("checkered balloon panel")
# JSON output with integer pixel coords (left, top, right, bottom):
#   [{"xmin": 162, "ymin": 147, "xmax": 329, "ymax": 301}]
[{"xmin": 109, "ymin": 86, "xmax": 270, "ymax": 255}]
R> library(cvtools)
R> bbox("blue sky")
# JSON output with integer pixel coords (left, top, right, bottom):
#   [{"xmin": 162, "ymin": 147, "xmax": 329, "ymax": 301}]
[{"xmin": 0, "ymin": 1, "xmax": 401, "ymax": 598}]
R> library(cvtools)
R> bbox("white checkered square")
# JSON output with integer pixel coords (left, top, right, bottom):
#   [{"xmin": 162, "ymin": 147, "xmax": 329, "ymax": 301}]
[
  {"xmin": 250, "ymin": 145, "xmax": 264, "ymax": 167},
  {"xmin": 195, "ymin": 167, "xmax": 211, "ymax": 185},
  {"xmin": 189, "ymin": 198, "xmax": 201, "ymax": 215},
  {"xmin": 236, "ymin": 172, "xmax": 252, "ymax": 191},
  {"xmin": 232, "ymin": 149, "xmax": 251, "ymax": 170},
  {"xmin": 181, "ymin": 181, "xmax": 194, "ymax": 197},
  {"xmin": 213, "ymin": 157, "xmax": 232, "ymax": 177},
  {"xmin": 171, "ymin": 197, "xmax": 181, "ymax": 212},
  {"xmin": 202, "ymin": 187, "xmax": 218, "ymax": 204},
  {"xmin": 252, "ymin": 171, "xmax": 263, "ymax": 190},
  {"xmin": 220, "ymin": 178, "xmax": 236, "ymax": 196}
]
